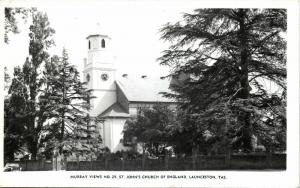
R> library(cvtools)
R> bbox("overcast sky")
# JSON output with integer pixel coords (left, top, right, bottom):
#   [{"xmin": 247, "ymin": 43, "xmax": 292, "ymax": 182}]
[
  {"xmin": 4, "ymin": 1, "xmax": 203, "ymax": 78},
  {"xmin": 3, "ymin": 1, "xmax": 291, "ymax": 94}
]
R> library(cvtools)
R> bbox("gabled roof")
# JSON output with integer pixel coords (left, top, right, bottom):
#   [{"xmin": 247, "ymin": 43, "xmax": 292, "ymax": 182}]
[
  {"xmin": 99, "ymin": 102, "xmax": 130, "ymax": 118},
  {"xmin": 116, "ymin": 74, "xmax": 175, "ymax": 103}
]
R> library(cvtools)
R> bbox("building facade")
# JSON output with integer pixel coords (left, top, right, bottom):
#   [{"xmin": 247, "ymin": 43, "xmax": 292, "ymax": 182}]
[{"xmin": 83, "ymin": 32, "xmax": 176, "ymax": 152}]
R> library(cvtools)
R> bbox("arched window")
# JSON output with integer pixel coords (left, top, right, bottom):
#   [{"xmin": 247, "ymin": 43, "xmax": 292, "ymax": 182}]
[
  {"xmin": 88, "ymin": 40, "xmax": 91, "ymax": 49},
  {"xmin": 86, "ymin": 74, "xmax": 90, "ymax": 82},
  {"xmin": 101, "ymin": 39, "xmax": 105, "ymax": 48}
]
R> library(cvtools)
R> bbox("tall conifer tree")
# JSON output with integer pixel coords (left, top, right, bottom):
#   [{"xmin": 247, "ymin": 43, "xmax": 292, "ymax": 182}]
[
  {"xmin": 159, "ymin": 9, "xmax": 286, "ymax": 153},
  {"xmin": 6, "ymin": 11, "xmax": 55, "ymax": 159},
  {"xmin": 40, "ymin": 49, "xmax": 101, "ymax": 157}
]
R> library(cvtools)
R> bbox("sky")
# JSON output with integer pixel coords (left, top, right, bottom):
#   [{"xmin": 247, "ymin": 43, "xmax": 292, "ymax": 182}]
[
  {"xmin": 3, "ymin": 1, "xmax": 201, "ymax": 78},
  {"xmin": 3, "ymin": 1, "xmax": 290, "ymax": 94}
]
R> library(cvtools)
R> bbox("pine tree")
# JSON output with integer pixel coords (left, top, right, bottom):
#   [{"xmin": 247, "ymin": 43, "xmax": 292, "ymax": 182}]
[
  {"xmin": 39, "ymin": 49, "xmax": 101, "ymax": 158},
  {"xmin": 159, "ymin": 9, "xmax": 286, "ymax": 153}
]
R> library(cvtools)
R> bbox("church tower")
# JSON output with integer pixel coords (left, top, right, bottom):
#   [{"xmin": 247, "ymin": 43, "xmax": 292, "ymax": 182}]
[{"xmin": 83, "ymin": 32, "xmax": 117, "ymax": 116}]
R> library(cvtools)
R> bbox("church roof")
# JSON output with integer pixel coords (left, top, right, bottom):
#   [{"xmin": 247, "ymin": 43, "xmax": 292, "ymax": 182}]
[
  {"xmin": 99, "ymin": 102, "xmax": 130, "ymax": 118},
  {"xmin": 169, "ymin": 73, "xmax": 190, "ymax": 88},
  {"xmin": 116, "ymin": 74, "xmax": 175, "ymax": 103},
  {"xmin": 86, "ymin": 23, "xmax": 110, "ymax": 39},
  {"xmin": 86, "ymin": 34, "xmax": 110, "ymax": 39}
]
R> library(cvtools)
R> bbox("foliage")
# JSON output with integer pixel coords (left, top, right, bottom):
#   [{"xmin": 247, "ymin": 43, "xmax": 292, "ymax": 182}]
[
  {"xmin": 5, "ymin": 11, "xmax": 55, "ymax": 160},
  {"xmin": 4, "ymin": 68, "xmax": 27, "ymax": 161},
  {"xmin": 5, "ymin": 10, "xmax": 102, "ymax": 160},
  {"xmin": 38, "ymin": 49, "xmax": 102, "ymax": 158},
  {"xmin": 4, "ymin": 7, "xmax": 37, "ymax": 43},
  {"xmin": 110, "ymin": 150, "xmax": 142, "ymax": 160},
  {"xmin": 4, "ymin": 67, "xmax": 11, "ymax": 91},
  {"xmin": 159, "ymin": 9, "xmax": 286, "ymax": 153},
  {"xmin": 5, "ymin": 9, "xmax": 103, "ymax": 161},
  {"xmin": 123, "ymin": 104, "xmax": 176, "ymax": 156}
]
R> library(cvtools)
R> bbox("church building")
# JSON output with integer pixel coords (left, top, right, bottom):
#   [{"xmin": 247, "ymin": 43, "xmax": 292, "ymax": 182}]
[{"xmin": 83, "ymin": 31, "xmax": 177, "ymax": 152}]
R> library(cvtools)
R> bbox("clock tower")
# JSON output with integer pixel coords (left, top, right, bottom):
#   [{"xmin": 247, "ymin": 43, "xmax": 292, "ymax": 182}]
[{"xmin": 83, "ymin": 32, "xmax": 117, "ymax": 116}]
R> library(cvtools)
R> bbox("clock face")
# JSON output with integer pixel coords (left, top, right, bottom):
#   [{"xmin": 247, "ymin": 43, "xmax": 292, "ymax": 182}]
[{"xmin": 101, "ymin": 73, "xmax": 109, "ymax": 81}]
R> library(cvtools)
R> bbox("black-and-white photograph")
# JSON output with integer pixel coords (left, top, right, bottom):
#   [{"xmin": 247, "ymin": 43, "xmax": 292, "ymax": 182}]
[
  {"xmin": 2, "ymin": 5, "xmax": 288, "ymax": 170},
  {"xmin": 1, "ymin": 1, "xmax": 299, "ymax": 187}
]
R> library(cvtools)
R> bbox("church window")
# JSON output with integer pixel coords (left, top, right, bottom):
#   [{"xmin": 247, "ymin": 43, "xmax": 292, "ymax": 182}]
[
  {"xmin": 136, "ymin": 103, "xmax": 152, "ymax": 115},
  {"xmin": 88, "ymin": 40, "xmax": 91, "ymax": 49},
  {"xmin": 86, "ymin": 74, "xmax": 90, "ymax": 82},
  {"xmin": 101, "ymin": 39, "xmax": 105, "ymax": 48}
]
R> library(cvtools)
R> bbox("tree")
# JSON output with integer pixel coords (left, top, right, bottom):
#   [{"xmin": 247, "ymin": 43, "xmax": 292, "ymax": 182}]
[
  {"xmin": 4, "ymin": 7, "xmax": 36, "ymax": 43},
  {"xmin": 6, "ymin": 11, "xmax": 55, "ymax": 160},
  {"xmin": 123, "ymin": 104, "xmax": 176, "ymax": 156},
  {"xmin": 159, "ymin": 9, "xmax": 286, "ymax": 153},
  {"xmin": 164, "ymin": 109, "xmax": 214, "ymax": 155},
  {"xmin": 38, "ymin": 49, "xmax": 101, "ymax": 158},
  {"xmin": 4, "ymin": 67, "xmax": 28, "ymax": 162},
  {"xmin": 4, "ymin": 67, "xmax": 11, "ymax": 91},
  {"xmin": 5, "ymin": 10, "xmax": 101, "ymax": 161}
]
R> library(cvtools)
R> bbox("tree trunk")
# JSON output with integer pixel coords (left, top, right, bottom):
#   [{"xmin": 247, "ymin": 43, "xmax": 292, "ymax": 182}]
[
  {"xmin": 29, "ymin": 138, "xmax": 38, "ymax": 160},
  {"xmin": 61, "ymin": 68, "xmax": 66, "ymax": 141},
  {"xmin": 238, "ymin": 9, "xmax": 250, "ymax": 99},
  {"xmin": 28, "ymin": 116, "xmax": 38, "ymax": 160},
  {"xmin": 238, "ymin": 9, "xmax": 253, "ymax": 152},
  {"xmin": 61, "ymin": 113, "xmax": 65, "ymax": 141},
  {"xmin": 192, "ymin": 146, "xmax": 198, "ymax": 170}
]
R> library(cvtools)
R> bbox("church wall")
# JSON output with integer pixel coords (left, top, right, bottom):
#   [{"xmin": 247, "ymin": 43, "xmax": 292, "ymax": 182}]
[
  {"xmin": 128, "ymin": 102, "xmax": 152, "ymax": 116},
  {"xmin": 128, "ymin": 102, "xmax": 177, "ymax": 116},
  {"xmin": 129, "ymin": 107, "xmax": 138, "ymax": 116},
  {"xmin": 86, "ymin": 66, "xmax": 117, "ymax": 115},
  {"xmin": 89, "ymin": 37, "xmax": 99, "ymax": 49},
  {"xmin": 102, "ymin": 119, "xmax": 112, "ymax": 149},
  {"xmin": 88, "ymin": 51, "xmax": 114, "ymax": 65},
  {"xmin": 90, "ymin": 69, "xmax": 116, "ymax": 90},
  {"xmin": 102, "ymin": 118, "xmax": 127, "ymax": 152},
  {"xmin": 111, "ymin": 118, "xmax": 127, "ymax": 152},
  {"xmin": 84, "ymin": 69, "xmax": 93, "ymax": 89}
]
